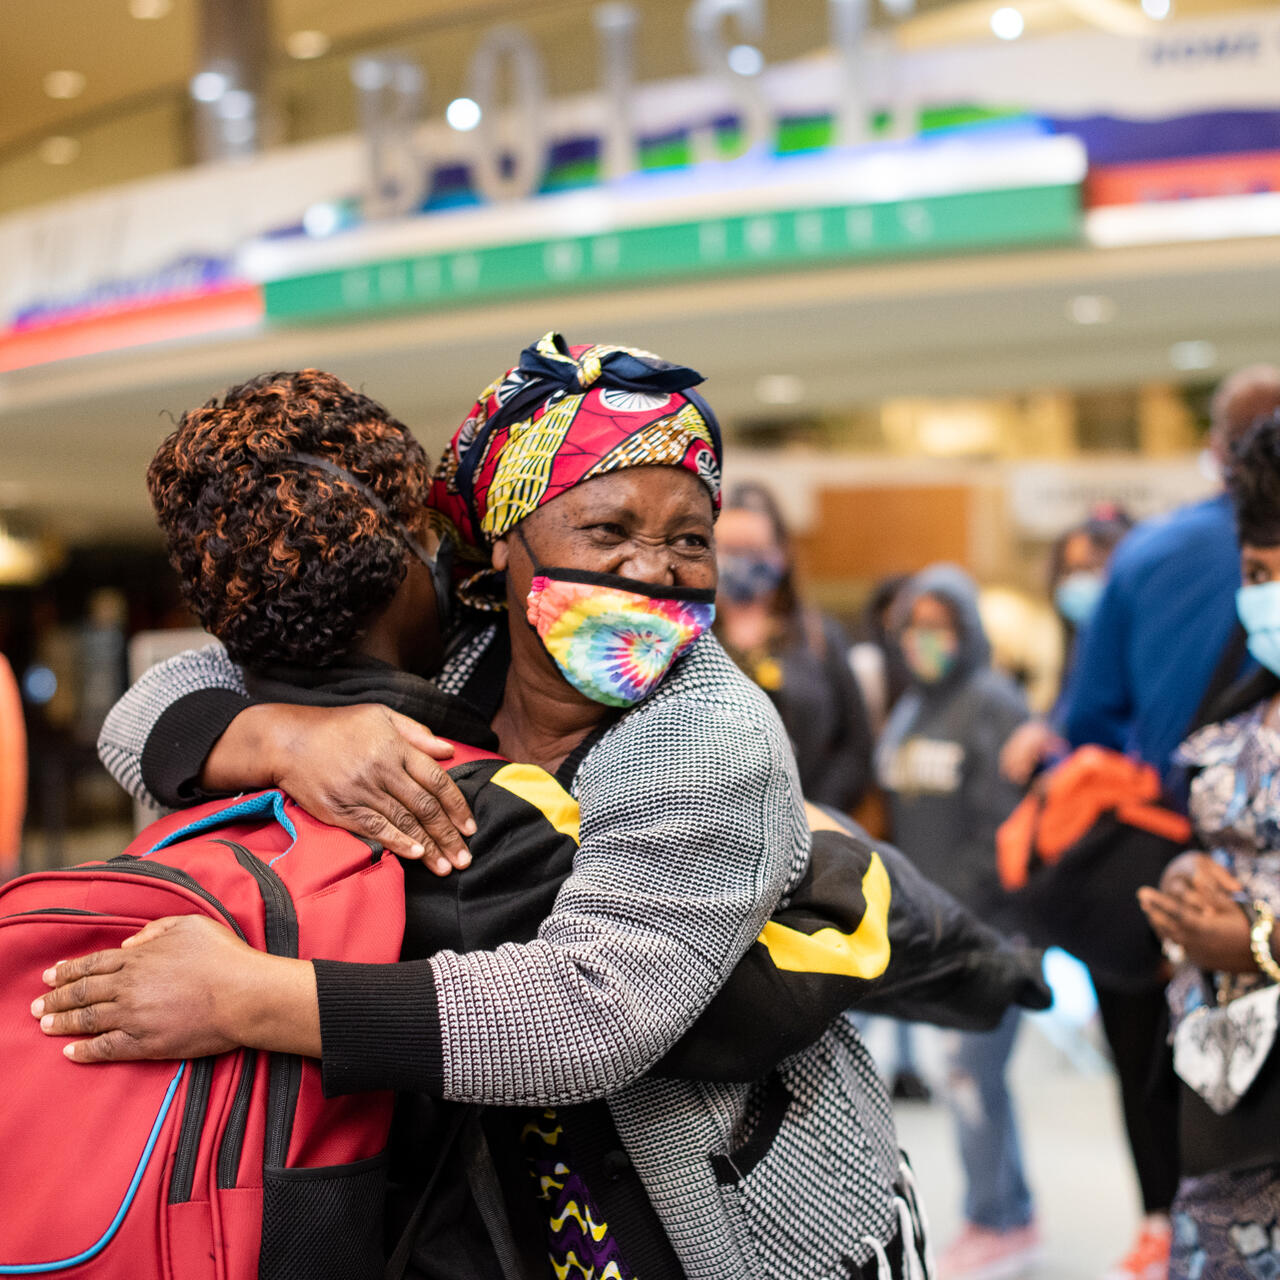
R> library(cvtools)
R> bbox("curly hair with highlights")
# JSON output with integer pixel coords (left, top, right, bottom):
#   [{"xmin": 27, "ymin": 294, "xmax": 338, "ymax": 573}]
[{"xmin": 147, "ymin": 370, "xmax": 431, "ymax": 666}]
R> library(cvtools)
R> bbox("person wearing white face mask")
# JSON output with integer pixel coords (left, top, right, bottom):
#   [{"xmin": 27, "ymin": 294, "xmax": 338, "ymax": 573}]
[{"xmin": 1137, "ymin": 408, "xmax": 1280, "ymax": 1279}]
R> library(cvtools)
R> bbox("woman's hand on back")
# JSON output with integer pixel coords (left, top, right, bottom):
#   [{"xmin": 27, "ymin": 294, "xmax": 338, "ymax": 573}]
[
  {"xmin": 31, "ymin": 915, "xmax": 320, "ymax": 1063},
  {"xmin": 205, "ymin": 703, "xmax": 477, "ymax": 873}
]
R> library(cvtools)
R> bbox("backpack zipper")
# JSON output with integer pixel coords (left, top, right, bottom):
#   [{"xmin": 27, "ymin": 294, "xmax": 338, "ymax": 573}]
[
  {"xmin": 168, "ymin": 1055, "xmax": 215, "ymax": 1203},
  {"xmin": 215, "ymin": 1050, "xmax": 256, "ymax": 1189},
  {"xmin": 216, "ymin": 841, "xmax": 301, "ymax": 1172},
  {"xmin": 74, "ymin": 858, "xmax": 250, "ymax": 942},
  {"xmin": 0, "ymin": 906, "xmax": 107, "ymax": 918}
]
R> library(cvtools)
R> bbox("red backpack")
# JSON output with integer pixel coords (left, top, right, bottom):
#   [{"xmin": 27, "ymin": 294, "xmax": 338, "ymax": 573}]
[{"xmin": 0, "ymin": 789, "xmax": 406, "ymax": 1280}]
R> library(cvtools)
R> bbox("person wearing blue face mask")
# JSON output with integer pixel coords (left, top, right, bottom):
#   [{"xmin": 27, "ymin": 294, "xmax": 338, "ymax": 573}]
[
  {"xmin": 1135, "ymin": 408, "xmax": 1280, "ymax": 1279},
  {"xmin": 1000, "ymin": 509, "xmax": 1132, "ymax": 790},
  {"xmin": 1059, "ymin": 368, "xmax": 1280, "ymax": 1280},
  {"xmin": 715, "ymin": 481, "xmax": 876, "ymax": 813}
]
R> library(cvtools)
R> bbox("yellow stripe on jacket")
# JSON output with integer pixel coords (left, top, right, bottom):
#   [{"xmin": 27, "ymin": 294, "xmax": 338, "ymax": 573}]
[
  {"xmin": 491, "ymin": 762, "xmax": 582, "ymax": 845},
  {"xmin": 756, "ymin": 851, "xmax": 891, "ymax": 979}
]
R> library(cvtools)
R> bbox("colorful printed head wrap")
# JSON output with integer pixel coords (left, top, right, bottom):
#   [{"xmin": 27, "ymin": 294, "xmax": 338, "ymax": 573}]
[{"xmin": 431, "ymin": 333, "xmax": 723, "ymax": 565}]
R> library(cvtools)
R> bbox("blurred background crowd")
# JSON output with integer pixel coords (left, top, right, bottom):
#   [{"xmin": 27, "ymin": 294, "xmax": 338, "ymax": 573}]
[{"xmin": 5, "ymin": 0, "xmax": 1280, "ymax": 1274}]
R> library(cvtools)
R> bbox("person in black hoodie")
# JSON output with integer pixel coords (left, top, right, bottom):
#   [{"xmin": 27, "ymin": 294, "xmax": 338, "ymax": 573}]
[{"xmin": 877, "ymin": 564, "xmax": 1036, "ymax": 1280}]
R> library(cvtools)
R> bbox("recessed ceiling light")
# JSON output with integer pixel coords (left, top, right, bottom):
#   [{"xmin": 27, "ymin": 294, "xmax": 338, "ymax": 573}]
[
  {"xmin": 303, "ymin": 202, "xmax": 342, "ymax": 238},
  {"xmin": 445, "ymin": 97, "xmax": 483, "ymax": 132},
  {"xmin": 190, "ymin": 70, "xmax": 229, "ymax": 103},
  {"xmin": 1068, "ymin": 294, "xmax": 1115, "ymax": 325},
  {"xmin": 128, "ymin": 0, "xmax": 172, "ymax": 18},
  {"xmin": 43, "ymin": 70, "xmax": 86, "ymax": 100},
  {"xmin": 990, "ymin": 7, "xmax": 1025, "ymax": 39},
  {"xmin": 755, "ymin": 374, "xmax": 805, "ymax": 406},
  {"xmin": 216, "ymin": 89, "xmax": 254, "ymax": 120},
  {"xmin": 1141, "ymin": 0, "xmax": 1171, "ymax": 17},
  {"xmin": 39, "ymin": 136, "xmax": 80, "ymax": 165},
  {"xmin": 1169, "ymin": 340, "xmax": 1217, "ymax": 372},
  {"xmin": 727, "ymin": 44, "xmax": 765, "ymax": 77},
  {"xmin": 286, "ymin": 30, "xmax": 331, "ymax": 60},
  {"xmin": 350, "ymin": 58, "xmax": 392, "ymax": 93}
]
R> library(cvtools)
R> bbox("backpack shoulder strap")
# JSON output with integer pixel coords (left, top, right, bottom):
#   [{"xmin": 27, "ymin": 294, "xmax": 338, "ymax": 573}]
[{"xmin": 1187, "ymin": 623, "xmax": 1250, "ymax": 736}]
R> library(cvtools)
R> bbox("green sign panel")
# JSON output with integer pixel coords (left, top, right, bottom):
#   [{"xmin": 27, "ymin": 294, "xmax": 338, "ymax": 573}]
[{"xmin": 264, "ymin": 183, "xmax": 1079, "ymax": 324}]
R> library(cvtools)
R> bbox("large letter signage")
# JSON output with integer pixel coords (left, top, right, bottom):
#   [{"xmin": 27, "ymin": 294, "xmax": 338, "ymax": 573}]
[
  {"xmin": 467, "ymin": 25, "xmax": 548, "ymax": 202},
  {"xmin": 349, "ymin": 0, "xmax": 925, "ymax": 209},
  {"xmin": 686, "ymin": 0, "xmax": 772, "ymax": 161},
  {"xmin": 351, "ymin": 54, "xmax": 428, "ymax": 220},
  {"xmin": 594, "ymin": 3, "xmax": 640, "ymax": 181}
]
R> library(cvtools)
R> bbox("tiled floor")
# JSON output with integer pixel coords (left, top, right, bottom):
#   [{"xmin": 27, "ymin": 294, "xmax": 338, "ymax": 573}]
[{"xmin": 889, "ymin": 1015, "xmax": 1145, "ymax": 1279}]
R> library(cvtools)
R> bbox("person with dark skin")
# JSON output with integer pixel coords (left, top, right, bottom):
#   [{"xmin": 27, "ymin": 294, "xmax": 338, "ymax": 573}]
[
  {"xmin": 1137, "ymin": 410, "xmax": 1280, "ymax": 1279},
  {"xmin": 39, "ymin": 341, "xmax": 949, "ymax": 1279}
]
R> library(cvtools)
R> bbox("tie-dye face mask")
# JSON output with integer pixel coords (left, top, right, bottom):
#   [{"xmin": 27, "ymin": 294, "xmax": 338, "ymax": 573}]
[{"xmin": 519, "ymin": 533, "xmax": 716, "ymax": 707}]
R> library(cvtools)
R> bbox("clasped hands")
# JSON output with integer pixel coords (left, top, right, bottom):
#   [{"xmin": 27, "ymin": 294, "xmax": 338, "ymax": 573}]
[{"xmin": 1137, "ymin": 852, "xmax": 1254, "ymax": 974}]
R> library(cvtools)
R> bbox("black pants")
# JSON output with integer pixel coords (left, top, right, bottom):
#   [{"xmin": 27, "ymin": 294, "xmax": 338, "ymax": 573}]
[{"xmin": 1094, "ymin": 980, "xmax": 1180, "ymax": 1215}]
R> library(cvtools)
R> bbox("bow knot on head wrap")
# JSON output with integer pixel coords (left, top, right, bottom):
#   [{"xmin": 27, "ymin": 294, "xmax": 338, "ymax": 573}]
[
  {"xmin": 575, "ymin": 353, "xmax": 603, "ymax": 389},
  {"xmin": 430, "ymin": 333, "xmax": 724, "ymax": 607}
]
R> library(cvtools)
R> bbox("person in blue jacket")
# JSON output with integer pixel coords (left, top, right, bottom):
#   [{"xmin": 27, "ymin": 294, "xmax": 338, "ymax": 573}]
[{"xmin": 1064, "ymin": 365, "xmax": 1280, "ymax": 788}]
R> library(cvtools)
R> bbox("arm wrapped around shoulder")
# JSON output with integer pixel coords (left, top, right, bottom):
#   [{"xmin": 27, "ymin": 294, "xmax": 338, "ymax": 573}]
[
  {"xmin": 97, "ymin": 643, "xmax": 250, "ymax": 809},
  {"xmin": 423, "ymin": 694, "xmax": 807, "ymax": 1106}
]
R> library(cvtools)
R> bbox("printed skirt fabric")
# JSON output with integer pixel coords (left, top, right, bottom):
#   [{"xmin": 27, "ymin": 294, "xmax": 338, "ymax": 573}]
[
  {"xmin": 521, "ymin": 1108, "xmax": 637, "ymax": 1280},
  {"xmin": 1171, "ymin": 1165, "xmax": 1280, "ymax": 1280}
]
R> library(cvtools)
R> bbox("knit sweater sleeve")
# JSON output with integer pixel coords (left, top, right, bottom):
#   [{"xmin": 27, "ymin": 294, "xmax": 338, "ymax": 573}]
[
  {"xmin": 96, "ymin": 643, "xmax": 250, "ymax": 810},
  {"xmin": 316, "ymin": 673, "xmax": 808, "ymax": 1105}
]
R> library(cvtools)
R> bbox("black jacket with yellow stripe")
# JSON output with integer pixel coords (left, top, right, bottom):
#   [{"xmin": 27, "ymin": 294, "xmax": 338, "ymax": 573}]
[
  {"xmin": 370, "ymin": 741, "xmax": 1048, "ymax": 1280},
  {"xmin": 366, "ymin": 740, "xmax": 1045, "ymax": 1280},
  {"xmin": 388, "ymin": 746, "xmax": 1048, "ymax": 1084}
]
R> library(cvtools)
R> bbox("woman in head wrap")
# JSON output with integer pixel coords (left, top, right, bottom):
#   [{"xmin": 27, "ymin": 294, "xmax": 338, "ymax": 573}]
[{"xmin": 54, "ymin": 336, "xmax": 929, "ymax": 1279}]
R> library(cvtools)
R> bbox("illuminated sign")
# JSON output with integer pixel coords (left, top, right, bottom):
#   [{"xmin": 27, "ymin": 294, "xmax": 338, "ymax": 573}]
[{"xmin": 265, "ymin": 181, "xmax": 1079, "ymax": 322}]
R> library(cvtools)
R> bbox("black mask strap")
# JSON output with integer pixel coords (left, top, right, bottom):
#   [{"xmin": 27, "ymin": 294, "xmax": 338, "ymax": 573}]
[
  {"xmin": 513, "ymin": 524, "xmax": 716, "ymax": 605},
  {"xmin": 280, "ymin": 452, "xmax": 453, "ymax": 631}
]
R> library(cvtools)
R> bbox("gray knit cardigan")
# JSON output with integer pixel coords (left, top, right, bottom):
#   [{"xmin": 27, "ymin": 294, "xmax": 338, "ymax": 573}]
[{"xmin": 98, "ymin": 635, "xmax": 905, "ymax": 1279}]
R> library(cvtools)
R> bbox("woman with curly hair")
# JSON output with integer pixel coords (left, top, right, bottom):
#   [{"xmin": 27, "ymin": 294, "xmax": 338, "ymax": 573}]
[{"xmin": 109, "ymin": 368, "xmax": 478, "ymax": 871}]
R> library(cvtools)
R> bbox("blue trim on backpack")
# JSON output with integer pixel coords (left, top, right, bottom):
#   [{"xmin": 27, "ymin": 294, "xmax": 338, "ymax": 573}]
[
  {"xmin": 0, "ymin": 1062, "xmax": 186, "ymax": 1273},
  {"xmin": 143, "ymin": 790, "xmax": 298, "ymax": 863}
]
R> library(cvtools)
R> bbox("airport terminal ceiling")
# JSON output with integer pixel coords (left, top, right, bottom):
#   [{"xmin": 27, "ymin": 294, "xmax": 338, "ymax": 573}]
[
  {"xmin": 5, "ymin": 0, "xmax": 1279, "ymax": 210},
  {"xmin": 4, "ymin": 0, "xmax": 1280, "ymax": 551}
]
